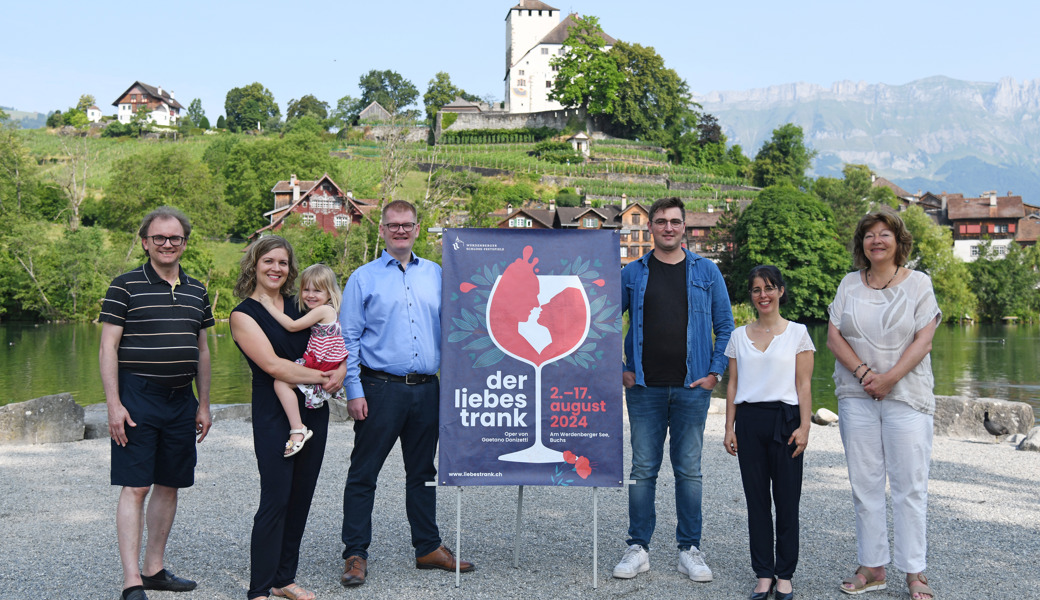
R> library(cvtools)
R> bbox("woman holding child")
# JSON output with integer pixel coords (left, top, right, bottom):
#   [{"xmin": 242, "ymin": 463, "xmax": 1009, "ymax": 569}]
[{"xmin": 230, "ymin": 235, "xmax": 346, "ymax": 600}]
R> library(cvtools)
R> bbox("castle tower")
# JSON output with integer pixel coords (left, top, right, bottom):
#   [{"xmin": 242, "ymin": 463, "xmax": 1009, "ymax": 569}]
[{"xmin": 504, "ymin": 1, "xmax": 560, "ymax": 112}]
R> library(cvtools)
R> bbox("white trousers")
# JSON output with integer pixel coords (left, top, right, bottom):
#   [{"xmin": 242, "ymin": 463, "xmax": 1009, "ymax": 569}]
[{"xmin": 838, "ymin": 396, "xmax": 932, "ymax": 573}]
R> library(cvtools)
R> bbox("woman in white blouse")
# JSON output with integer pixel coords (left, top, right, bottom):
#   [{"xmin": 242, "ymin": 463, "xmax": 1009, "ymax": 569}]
[
  {"xmin": 828, "ymin": 209, "xmax": 940, "ymax": 600},
  {"xmin": 724, "ymin": 265, "xmax": 814, "ymax": 600}
]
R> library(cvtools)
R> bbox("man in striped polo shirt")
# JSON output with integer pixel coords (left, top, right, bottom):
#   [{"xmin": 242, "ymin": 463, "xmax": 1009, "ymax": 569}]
[{"xmin": 99, "ymin": 206, "xmax": 214, "ymax": 600}]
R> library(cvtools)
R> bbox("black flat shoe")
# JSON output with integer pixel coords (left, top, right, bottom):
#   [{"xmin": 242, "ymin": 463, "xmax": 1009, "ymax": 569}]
[
  {"xmin": 141, "ymin": 569, "xmax": 197, "ymax": 592},
  {"xmin": 751, "ymin": 578, "xmax": 776, "ymax": 600}
]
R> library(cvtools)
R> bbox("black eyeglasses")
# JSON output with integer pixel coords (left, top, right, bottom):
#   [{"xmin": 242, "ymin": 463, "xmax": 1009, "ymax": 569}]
[
  {"xmin": 383, "ymin": 222, "xmax": 416, "ymax": 233},
  {"xmin": 149, "ymin": 235, "xmax": 185, "ymax": 246},
  {"xmin": 652, "ymin": 219, "xmax": 684, "ymax": 229}
]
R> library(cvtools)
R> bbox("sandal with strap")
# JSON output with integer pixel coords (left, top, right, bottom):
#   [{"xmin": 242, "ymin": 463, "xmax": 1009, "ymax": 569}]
[
  {"xmin": 272, "ymin": 582, "xmax": 315, "ymax": 600},
  {"xmin": 907, "ymin": 573, "xmax": 936, "ymax": 600},
  {"xmin": 840, "ymin": 566, "xmax": 887, "ymax": 595},
  {"xmin": 283, "ymin": 426, "xmax": 313, "ymax": 458}
]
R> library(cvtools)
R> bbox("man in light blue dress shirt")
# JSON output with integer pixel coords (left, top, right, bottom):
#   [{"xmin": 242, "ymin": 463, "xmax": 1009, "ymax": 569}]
[{"xmin": 338, "ymin": 200, "xmax": 474, "ymax": 587}]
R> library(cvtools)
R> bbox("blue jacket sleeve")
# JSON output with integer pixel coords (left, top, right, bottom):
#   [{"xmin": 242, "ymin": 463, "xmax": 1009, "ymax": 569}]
[
  {"xmin": 621, "ymin": 264, "xmax": 635, "ymax": 374},
  {"xmin": 708, "ymin": 265, "xmax": 734, "ymax": 375}
]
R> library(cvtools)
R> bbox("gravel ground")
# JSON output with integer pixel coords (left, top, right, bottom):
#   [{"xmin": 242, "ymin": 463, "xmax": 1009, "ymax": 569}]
[{"xmin": 2, "ymin": 413, "xmax": 1038, "ymax": 600}]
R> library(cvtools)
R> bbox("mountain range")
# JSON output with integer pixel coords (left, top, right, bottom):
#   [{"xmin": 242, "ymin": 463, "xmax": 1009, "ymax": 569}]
[{"xmin": 693, "ymin": 76, "xmax": 1040, "ymax": 202}]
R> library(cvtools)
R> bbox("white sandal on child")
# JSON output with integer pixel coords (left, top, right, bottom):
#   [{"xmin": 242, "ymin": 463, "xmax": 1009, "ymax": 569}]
[{"xmin": 284, "ymin": 426, "xmax": 314, "ymax": 457}]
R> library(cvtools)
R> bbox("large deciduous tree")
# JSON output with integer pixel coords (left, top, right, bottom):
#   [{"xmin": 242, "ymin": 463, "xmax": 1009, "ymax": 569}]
[
  {"xmin": 423, "ymin": 72, "xmax": 480, "ymax": 124},
  {"xmin": 357, "ymin": 69, "xmax": 419, "ymax": 116},
  {"xmin": 224, "ymin": 82, "xmax": 280, "ymax": 132},
  {"xmin": 813, "ymin": 164, "xmax": 901, "ymax": 244},
  {"xmin": 968, "ymin": 240, "xmax": 1040, "ymax": 321},
  {"xmin": 549, "ymin": 15, "xmax": 624, "ymax": 115},
  {"xmin": 0, "ymin": 111, "xmax": 39, "ymax": 213},
  {"xmin": 901, "ymin": 205, "xmax": 977, "ymax": 320},
  {"xmin": 75, "ymin": 95, "xmax": 96, "ymax": 113},
  {"xmin": 187, "ymin": 98, "xmax": 206, "ymax": 127},
  {"xmin": 102, "ymin": 147, "xmax": 230, "ymax": 238},
  {"xmin": 751, "ymin": 124, "xmax": 817, "ymax": 189},
  {"xmin": 218, "ymin": 131, "xmax": 341, "ymax": 236},
  {"xmin": 606, "ymin": 41, "xmax": 694, "ymax": 145},
  {"xmin": 732, "ymin": 184, "xmax": 847, "ymax": 321},
  {"xmin": 286, "ymin": 94, "xmax": 330, "ymax": 123}
]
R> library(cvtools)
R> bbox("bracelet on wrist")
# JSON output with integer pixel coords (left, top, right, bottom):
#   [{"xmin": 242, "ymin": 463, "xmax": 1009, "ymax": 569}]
[
  {"xmin": 852, "ymin": 362, "xmax": 867, "ymax": 378},
  {"xmin": 858, "ymin": 368, "xmax": 872, "ymax": 385}
]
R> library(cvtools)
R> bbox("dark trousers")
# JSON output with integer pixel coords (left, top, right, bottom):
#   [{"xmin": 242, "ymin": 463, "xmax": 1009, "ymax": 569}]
[
  {"xmin": 341, "ymin": 374, "xmax": 441, "ymax": 560},
  {"xmin": 249, "ymin": 395, "xmax": 329, "ymax": 599},
  {"xmin": 735, "ymin": 402, "xmax": 803, "ymax": 580}
]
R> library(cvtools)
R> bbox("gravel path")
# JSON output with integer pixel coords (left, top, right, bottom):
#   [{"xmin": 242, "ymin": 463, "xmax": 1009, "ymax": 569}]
[{"xmin": 2, "ymin": 413, "xmax": 1037, "ymax": 600}]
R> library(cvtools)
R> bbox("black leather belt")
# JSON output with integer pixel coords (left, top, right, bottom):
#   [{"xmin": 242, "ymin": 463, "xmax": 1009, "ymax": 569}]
[{"xmin": 361, "ymin": 365, "xmax": 434, "ymax": 385}]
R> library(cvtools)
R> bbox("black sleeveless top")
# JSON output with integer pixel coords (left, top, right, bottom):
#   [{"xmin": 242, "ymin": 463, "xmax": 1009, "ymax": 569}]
[{"xmin": 232, "ymin": 296, "xmax": 311, "ymax": 430}]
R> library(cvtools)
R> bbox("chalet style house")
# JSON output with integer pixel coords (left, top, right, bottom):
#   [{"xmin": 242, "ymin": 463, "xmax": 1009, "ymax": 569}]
[
  {"xmin": 112, "ymin": 81, "xmax": 184, "ymax": 126},
  {"xmin": 946, "ymin": 192, "xmax": 1025, "ymax": 261},
  {"xmin": 254, "ymin": 174, "xmax": 374, "ymax": 237},
  {"xmin": 504, "ymin": 2, "xmax": 615, "ymax": 113},
  {"xmin": 497, "ymin": 198, "xmax": 726, "ymax": 265}
]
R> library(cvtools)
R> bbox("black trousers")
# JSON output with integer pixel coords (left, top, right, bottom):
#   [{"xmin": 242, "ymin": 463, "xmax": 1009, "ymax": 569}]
[
  {"xmin": 341, "ymin": 374, "xmax": 441, "ymax": 560},
  {"xmin": 249, "ymin": 393, "xmax": 329, "ymax": 599},
  {"xmin": 735, "ymin": 401, "xmax": 803, "ymax": 580}
]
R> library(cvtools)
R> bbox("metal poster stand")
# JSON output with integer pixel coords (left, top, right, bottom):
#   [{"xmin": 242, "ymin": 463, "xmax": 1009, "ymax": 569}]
[{"xmin": 435, "ymin": 481, "xmax": 630, "ymax": 589}]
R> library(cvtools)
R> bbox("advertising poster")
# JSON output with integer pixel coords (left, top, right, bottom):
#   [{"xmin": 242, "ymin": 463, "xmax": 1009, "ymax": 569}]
[{"xmin": 439, "ymin": 228, "xmax": 623, "ymax": 487}]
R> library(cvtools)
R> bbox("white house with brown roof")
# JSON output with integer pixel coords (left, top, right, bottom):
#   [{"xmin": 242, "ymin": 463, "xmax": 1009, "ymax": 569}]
[
  {"xmin": 112, "ymin": 81, "xmax": 184, "ymax": 126},
  {"xmin": 504, "ymin": 2, "xmax": 615, "ymax": 113},
  {"xmin": 947, "ymin": 191, "xmax": 1025, "ymax": 261},
  {"xmin": 86, "ymin": 106, "xmax": 102, "ymax": 123}
]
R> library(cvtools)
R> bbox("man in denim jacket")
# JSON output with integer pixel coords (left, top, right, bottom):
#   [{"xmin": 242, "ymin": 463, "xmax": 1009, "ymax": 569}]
[{"xmin": 613, "ymin": 197, "xmax": 734, "ymax": 582}]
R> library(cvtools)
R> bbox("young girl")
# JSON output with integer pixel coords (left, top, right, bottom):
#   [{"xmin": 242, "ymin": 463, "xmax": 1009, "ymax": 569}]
[
  {"xmin": 259, "ymin": 263, "xmax": 348, "ymax": 457},
  {"xmin": 723, "ymin": 265, "xmax": 814, "ymax": 600}
]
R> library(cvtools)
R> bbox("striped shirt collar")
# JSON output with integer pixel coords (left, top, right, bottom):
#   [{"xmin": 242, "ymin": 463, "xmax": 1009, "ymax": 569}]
[{"xmin": 142, "ymin": 259, "xmax": 184, "ymax": 288}]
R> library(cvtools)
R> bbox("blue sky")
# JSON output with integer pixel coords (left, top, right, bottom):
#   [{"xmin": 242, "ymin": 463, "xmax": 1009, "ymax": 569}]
[{"xmin": 3, "ymin": 0, "xmax": 1039, "ymax": 120}]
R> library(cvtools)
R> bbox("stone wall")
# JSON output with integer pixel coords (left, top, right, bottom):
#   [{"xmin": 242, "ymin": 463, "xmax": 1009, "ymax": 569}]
[
  {"xmin": 414, "ymin": 162, "xmax": 512, "ymax": 178},
  {"xmin": 358, "ymin": 125, "xmax": 430, "ymax": 143},
  {"xmin": 435, "ymin": 108, "xmax": 589, "ymax": 142}
]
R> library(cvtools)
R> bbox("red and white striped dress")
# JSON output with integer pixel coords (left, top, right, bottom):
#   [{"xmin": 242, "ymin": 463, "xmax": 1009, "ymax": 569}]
[{"xmin": 296, "ymin": 319, "xmax": 348, "ymax": 409}]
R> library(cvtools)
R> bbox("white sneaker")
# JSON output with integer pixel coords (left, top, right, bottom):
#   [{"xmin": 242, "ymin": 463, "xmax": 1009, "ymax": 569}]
[
  {"xmin": 612, "ymin": 544, "xmax": 650, "ymax": 579},
  {"xmin": 677, "ymin": 546, "xmax": 713, "ymax": 582}
]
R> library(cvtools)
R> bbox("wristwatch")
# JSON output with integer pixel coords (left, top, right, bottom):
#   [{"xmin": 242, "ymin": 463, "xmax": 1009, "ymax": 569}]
[{"xmin": 709, "ymin": 372, "xmax": 721, "ymax": 383}]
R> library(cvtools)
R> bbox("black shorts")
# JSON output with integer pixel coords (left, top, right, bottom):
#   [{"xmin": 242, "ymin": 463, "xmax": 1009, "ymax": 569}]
[{"xmin": 110, "ymin": 371, "xmax": 198, "ymax": 488}]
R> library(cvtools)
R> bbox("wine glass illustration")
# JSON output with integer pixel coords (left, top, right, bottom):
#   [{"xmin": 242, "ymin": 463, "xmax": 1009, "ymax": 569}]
[{"xmin": 487, "ymin": 247, "xmax": 591, "ymax": 463}]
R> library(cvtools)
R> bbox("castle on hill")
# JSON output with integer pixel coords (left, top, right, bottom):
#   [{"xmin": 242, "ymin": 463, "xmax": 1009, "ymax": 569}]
[{"xmin": 504, "ymin": 1, "xmax": 615, "ymax": 114}]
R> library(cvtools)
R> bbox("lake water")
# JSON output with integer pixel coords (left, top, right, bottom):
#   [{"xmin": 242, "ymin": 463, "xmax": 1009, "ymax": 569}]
[{"xmin": 1, "ymin": 322, "xmax": 1037, "ymax": 422}]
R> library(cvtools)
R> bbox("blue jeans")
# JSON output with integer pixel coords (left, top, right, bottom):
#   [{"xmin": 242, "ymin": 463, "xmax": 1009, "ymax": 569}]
[{"xmin": 626, "ymin": 385, "xmax": 710, "ymax": 550}]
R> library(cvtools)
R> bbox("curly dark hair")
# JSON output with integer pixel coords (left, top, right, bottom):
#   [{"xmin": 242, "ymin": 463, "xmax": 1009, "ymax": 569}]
[
  {"xmin": 851, "ymin": 208, "xmax": 913, "ymax": 270},
  {"xmin": 233, "ymin": 236, "xmax": 298, "ymax": 299}
]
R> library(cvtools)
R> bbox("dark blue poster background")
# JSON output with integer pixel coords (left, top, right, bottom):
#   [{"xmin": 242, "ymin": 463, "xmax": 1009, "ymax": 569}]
[{"xmin": 439, "ymin": 229, "xmax": 623, "ymax": 487}]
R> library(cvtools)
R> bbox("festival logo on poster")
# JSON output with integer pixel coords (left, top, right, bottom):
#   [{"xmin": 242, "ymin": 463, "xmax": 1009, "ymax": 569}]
[{"xmin": 439, "ymin": 229, "xmax": 623, "ymax": 487}]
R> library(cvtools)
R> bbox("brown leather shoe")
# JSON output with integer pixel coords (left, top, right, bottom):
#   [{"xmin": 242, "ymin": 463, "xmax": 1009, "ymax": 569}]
[
  {"xmin": 340, "ymin": 556, "xmax": 367, "ymax": 587},
  {"xmin": 415, "ymin": 545, "xmax": 475, "ymax": 572}
]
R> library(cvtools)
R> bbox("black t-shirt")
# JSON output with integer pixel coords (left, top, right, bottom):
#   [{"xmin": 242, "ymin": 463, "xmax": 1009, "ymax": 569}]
[{"xmin": 641, "ymin": 253, "xmax": 688, "ymax": 386}]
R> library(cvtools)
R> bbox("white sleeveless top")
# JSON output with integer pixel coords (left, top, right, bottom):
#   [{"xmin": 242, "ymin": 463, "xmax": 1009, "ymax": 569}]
[
  {"xmin": 724, "ymin": 322, "xmax": 815, "ymax": 406},
  {"xmin": 828, "ymin": 270, "xmax": 942, "ymax": 414}
]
